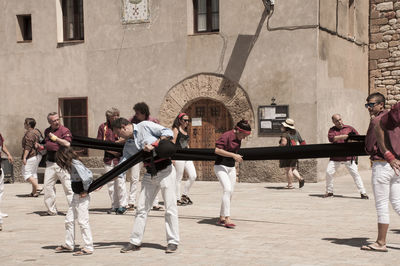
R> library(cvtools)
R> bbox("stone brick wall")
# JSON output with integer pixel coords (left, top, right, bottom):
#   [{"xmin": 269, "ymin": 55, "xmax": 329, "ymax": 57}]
[{"xmin": 370, "ymin": 0, "xmax": 400, "ymax": 106}]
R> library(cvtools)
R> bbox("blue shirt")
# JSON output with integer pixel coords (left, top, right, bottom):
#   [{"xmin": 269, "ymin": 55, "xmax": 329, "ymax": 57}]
[
  {"xmin": 118, "ymin": 121, "xmax": 173, "ymax": 177},
  {"xmin": 71, "ymin": 159, "xmax": 93, "ymax": 191}
]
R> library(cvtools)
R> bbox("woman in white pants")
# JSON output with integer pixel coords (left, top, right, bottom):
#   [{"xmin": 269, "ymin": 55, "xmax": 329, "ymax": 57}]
[
  {"xmin": 214, "ymin": 120, "xmax": 251, "ymax": 229},
  {"xmin": 54, "ymin": 146, "xmax": 94, "ymax": 256},
  {"xmin": 172, "ymin": 113, "xmax": 197, "ymax": 205},
  {"xmin": 21, "ymin": 118, "xmax": 43, "ymax": 197}
]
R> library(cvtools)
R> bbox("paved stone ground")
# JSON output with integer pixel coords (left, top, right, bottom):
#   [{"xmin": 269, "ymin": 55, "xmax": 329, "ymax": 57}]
[{"xmin": 0, "ymin": 170, "xmax": 399, "ymax": 266}]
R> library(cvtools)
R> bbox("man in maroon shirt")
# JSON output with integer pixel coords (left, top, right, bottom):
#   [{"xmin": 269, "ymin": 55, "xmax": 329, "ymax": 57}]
[
  {"xmin": 128, "ymin": 102, "xmax": 161, "ymax": 211},
  {"xmin": 361, "ymin": 93, "xmax": 400, "ymax": 252},
  {"xmin": 43, "ymin": 112, "xmax": 73, "ymax": 216},
  {"xmin": 97, "ymin": 107, "xmax": 127, "ymax": 214},
  {"xmin": 324, "ymin": 114, "xmax": 368, "ymax": 199}
]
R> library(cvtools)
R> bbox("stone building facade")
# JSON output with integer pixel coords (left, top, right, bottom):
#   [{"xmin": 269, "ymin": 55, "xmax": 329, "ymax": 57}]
[
  {"xmin": 370, "ymin": 0, "xmax": 400, "ymax": 107},
  {"xmin": 1, "ymin": 0, "xmax": 370, "ymax": 183}
]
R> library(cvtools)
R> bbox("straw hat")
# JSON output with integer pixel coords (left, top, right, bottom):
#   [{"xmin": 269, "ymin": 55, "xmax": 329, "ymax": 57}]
[{"xmin": 282, "ymin": 118, "xmax": 295, "ymax": 129}]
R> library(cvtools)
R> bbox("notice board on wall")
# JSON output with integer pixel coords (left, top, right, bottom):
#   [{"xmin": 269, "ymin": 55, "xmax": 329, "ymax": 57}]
[{"xmin": 258, "ymin": 105, "xmax": 289, "ymax": 134}]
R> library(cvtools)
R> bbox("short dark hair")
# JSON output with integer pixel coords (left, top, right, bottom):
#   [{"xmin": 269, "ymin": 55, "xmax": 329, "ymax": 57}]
[
  {"xmin": 366, "ymin": 92, "xmax": 386, "ymax": 106},
  {"xmin": 111, "ymin": 117, "xmax": 131, "ymax": 129},
  {"xmin": 25, "ymin": 118, "xmax": 36, "ymax": 128},
  {"xmin": 133, "ymin": 102, "xmax": 150, "ymax": 118},
  {"xmin": 236, "ymin": 119, "xmax": 251, "ymax": 131}
]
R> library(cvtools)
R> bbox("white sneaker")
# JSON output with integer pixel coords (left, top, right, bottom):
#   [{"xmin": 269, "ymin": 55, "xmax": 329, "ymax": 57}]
[{"xmin": 0, "ymin": 213, "xmax": 8, "ymax": 218}]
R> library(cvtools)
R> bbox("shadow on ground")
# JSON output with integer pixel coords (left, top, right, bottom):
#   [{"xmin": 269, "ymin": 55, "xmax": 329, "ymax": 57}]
[
  {"xmin": 322, "ymin": 237, "xmax": 369, "ymax": 248},
  {"xmin": 308, "ymin": 194, "xmax": 360, "ymax": 199},
  {"xmin": 94, "ymin": 242, "xmax": 164, "ymax": 250}
]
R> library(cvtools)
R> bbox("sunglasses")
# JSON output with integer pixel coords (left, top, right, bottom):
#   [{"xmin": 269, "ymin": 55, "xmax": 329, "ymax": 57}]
[
  {"xmin": 364, "ymin": 102, "xmax": 379, "ymax": 108},
  {"xmin": 182, "ymin": 119, "xmax": 190, "ymax": 122}
]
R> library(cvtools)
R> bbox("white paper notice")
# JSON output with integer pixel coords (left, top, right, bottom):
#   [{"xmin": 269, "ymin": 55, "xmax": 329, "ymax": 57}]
[
  {"xmin": 262, "ymin": 107, "xmax": 276, "ymax": 119},
  {"xmin": 192, "ymin": 117, "xmax": 202, "ymax": 126},
  {"xmin": 260, "ymin": 121, "xmax": 272, "ymax": 129}
]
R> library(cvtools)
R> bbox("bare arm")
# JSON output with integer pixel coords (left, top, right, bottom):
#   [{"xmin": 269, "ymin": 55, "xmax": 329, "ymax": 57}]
[
  {"xmin": 375, "ymin": 121, "xmax": 400, "ymax": 174},
  {"xmin": 22, "ymin": 149, "xmax": 30, "ymax": 165},
  {"xmin": 49, "ymin": 132, "xmax": 70, "ymax": 147},
  {"xmin": 2, "ymin": 144, "xmax": 14, "ymax": 164},
  {"xmin": 279, "ymin": 137, "xmax": 287, "ymax": 146},
  {"xmin": 215, "ymin": 147, "xmax": 243, "ymax": 163},
  {"xmin": 333, "ymin": 135, "xmax": 348, "ymax": 141}
]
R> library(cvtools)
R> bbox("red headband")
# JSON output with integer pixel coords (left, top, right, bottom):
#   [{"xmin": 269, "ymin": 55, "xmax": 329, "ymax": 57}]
[
  {"xmin": 178, "ymin": 113, "xmax": 188, "ymax": 119},
  {"xmin": 235, "ymin": 126, "xmax": 251, "ymax": 135}
]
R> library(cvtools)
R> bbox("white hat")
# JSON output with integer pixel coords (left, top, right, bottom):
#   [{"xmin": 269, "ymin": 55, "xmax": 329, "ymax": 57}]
[{"xmin": 282, "ymin": 118, "xmax": 295, "ymax": 129}]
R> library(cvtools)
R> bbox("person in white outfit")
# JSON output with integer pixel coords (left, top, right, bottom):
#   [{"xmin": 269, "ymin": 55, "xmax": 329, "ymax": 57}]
[
  {"xmin": 0, "ymin": 132, "xmax": 14, "ymax": 230},
  {"xmin": 112, "ymin": 118, "xmax": 179, "ymax": 254},
  {"xmin": 324, "ymin": 114, "xmax": 368, "ymax": 199},
  {"xmin": 172, "ymin": 113, "xmax": 197, "ymax": 205},
  {"xmin": 361, "ymin": 93, "xmax": 400, "ymax": 252},
  {"xmin": 42, "ymin": 112, "xmax": 73, "ymax": 216},
  {"xmin": 21, "ymin": 118, "xmax": 43, "ymax": 197},
  {"xmin": 214, "ymin": 120, "xmax": 251, "ymax": 229},
  {"xmin": 54, "ymin": 146, "xmax": 94, "ymax": 256},
  {"xmin": 96, "ymin": 108, "xmax": 127, "ymax": 214}
]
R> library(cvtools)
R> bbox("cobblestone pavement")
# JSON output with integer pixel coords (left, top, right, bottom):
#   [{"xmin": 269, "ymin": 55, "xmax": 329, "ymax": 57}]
[{"xmin": 0, "ymin": 170, "xmax": 399, "ymax": 265}]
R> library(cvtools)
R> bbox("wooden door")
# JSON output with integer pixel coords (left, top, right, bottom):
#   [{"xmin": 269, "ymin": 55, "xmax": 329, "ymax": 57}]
[{"xmin": 184, "ymin": 99, "xmax": 233, "ymax": 181}]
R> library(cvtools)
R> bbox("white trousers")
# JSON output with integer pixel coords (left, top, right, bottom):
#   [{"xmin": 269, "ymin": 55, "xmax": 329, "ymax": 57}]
[
  {"xmin": 214, "ymin": 165, "xmax": 236, "ymax": 217},
  {"xmin": 104, "ymin": 163, "xmax": 127, "ymax": 209},
  {"xmin": 65, "ymin": 193, "xmax": 94, "ymax": 251},
  {"xmin": 44, "ymin": 162, "xmax": 73, "ymax": 214},
  {"xmin": 127, "ymin": 163, "xmax": 159, "ymax": 207},
  {"xmin": 129, "ymin": 165, "xmax": 179, "ymax": 246},
  {"xmin": 372, "ymin": 162, "xmax": 400, "ymax": 224},
  {"xmin": 174, "ymin": 160, "xmax": 197, "ymax": 200},
  {"xmin": 325, "ymin": 160, "xmax": 366, "ymax": 194},
  {"xmin": 0, "ymin": 169, "xmax": 3, "ymax": 224},
  {"xmin": 22, "ymin": 154, "xmax": 42, "ymax": 180}
]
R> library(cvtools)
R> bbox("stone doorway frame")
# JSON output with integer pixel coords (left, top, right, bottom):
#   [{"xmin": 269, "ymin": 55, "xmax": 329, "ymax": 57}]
[{"xmin": 158, "ymin": 73, "xmax": 255, "ymax": 130}]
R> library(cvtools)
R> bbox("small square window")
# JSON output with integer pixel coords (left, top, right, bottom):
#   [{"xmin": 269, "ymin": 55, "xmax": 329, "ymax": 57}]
[{"xmin": 16, "ymin": 14, "xmax": 32, "ymax": 42}]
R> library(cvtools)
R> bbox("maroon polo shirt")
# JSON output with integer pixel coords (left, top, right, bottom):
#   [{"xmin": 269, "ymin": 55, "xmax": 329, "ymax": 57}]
[
  {"xmin": 44, "ymin": 125, "xmax": 72, "ymax": 152},
  {"xmin": 379, "ymin": 102, "xmax": 400, "ymax": 159},
  {"xmin": 364, "ymin": 110, "xmax": 400, "ymax": 161},
  {"xmin": 97, "ymin": 122, "xmax": 120, "ymax": 165},
  {"xmin": 215, "ymin": 130, "xmax": 241, "ymax": 167},
  {"xmin": 328, "ymin": 125, "xmax": 358, "ymax": 161}
]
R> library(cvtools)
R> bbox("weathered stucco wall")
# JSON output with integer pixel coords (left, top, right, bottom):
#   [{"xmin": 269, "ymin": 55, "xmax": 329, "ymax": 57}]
[{"xmin": 0, "ymin": 0, "xmax": 369, "ymax": 183}]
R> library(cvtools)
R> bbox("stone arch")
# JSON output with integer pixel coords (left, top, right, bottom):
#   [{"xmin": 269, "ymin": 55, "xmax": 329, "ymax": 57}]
[{"xmin": 159, "ymin": 73, "xmax": 255, "ymax": 130}]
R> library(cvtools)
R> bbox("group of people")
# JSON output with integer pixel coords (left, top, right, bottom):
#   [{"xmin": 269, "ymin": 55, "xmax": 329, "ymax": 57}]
[{"xmin": 1, "ymin": 93, "xmax": 400, "ymax": 254}]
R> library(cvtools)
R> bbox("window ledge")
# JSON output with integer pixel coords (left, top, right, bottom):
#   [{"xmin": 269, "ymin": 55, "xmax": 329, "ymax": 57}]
[
  {"xmin": 57, "ymin": 40, "xmax": 84, "ymax": 48},
  {"xmin": 188, "ymin": 32, "xmax": 220, "ymax": 37},
  {"xmin": 17, "ymin": 40, "xmax": 32, "ymax": 43}
]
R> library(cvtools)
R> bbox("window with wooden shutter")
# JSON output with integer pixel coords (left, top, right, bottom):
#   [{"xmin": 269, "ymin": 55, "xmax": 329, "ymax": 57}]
[{"xmin": 193, "ymin": 0, "xmax": 219, "ymax": 33}]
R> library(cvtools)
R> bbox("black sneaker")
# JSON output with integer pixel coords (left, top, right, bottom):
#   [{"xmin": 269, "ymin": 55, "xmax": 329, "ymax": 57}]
[
  {"xmin": 116, "ymin": 207, "xmax": 127, "ymax": 215},
  {"xmin": 299, "ymin": 179, "xmax": 305, "ymax": 188},
  {"xmin": 323, "ymin": 192, "xmax": 334, "ymax": 198},
  {"xmin": 181, "ymin": 195, "xmax": 193, "ymax": 205},
  {"xmin": 165, "ymin": 243, "xmax": 178, "ymax": 253},
  {"xmin": 361, "ymin": 193, "xmax": 369, "ymax": 199},
  {"xmin": 120, "ymin": 243, "xmax": 141, "ymax": 253}
]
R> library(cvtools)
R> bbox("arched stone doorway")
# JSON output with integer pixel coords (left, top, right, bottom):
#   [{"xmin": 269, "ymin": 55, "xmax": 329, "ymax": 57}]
[
  {"xmin": 159, "ymin": 73, "xmax": 255, "ymax": 180},
  {"xmin": 183, "ymin": 98, "xmax": 233, "ymax": 180}
]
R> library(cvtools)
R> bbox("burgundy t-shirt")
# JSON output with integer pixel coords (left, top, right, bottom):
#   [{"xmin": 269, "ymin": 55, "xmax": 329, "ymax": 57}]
[
  {"xmin": 379, "ymin": 102, "xmax": 400, "ymax": 159},
  {"xmin": 215, "ymin": 130, "xmax": 241, "ymax": 167},
  {"xmin": 97, "ymin": 122, "xmax": 121, "ymax": 165},
  {"xmin": 328, "ymin": 125, "xmax": 358, "ymax": 161},
  {"xmin": 365, "ymin": 111, "xmax": 389, "ymax": 160},
  {"xmin": 44, "ymin": 125, "xmax": 72, "ymax": 152}
]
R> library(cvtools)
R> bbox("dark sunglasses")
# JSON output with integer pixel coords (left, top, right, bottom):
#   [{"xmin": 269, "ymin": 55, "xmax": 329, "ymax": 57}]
[
  {"xmin": 182, "ymin": 119, "xmax": 190, "ymax": 122},
  {"xmin": 365, "ymin": 102, "xmax": 379, "ymax": 108}
]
